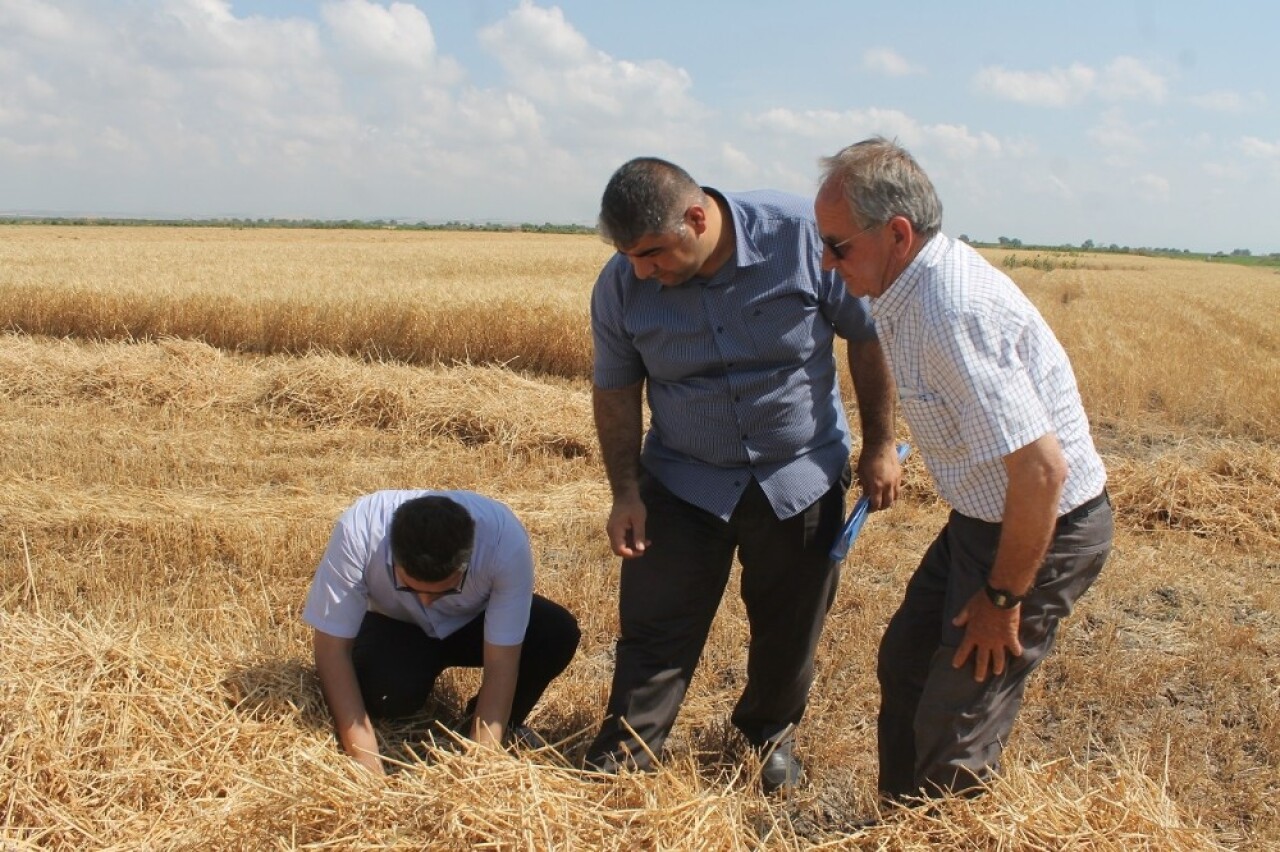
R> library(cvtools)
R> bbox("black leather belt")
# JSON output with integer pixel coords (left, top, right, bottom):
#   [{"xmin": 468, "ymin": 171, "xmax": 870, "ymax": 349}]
[{"xmin": 1057, "ymin": 489, "xmax": 1109, "ymax": 527}]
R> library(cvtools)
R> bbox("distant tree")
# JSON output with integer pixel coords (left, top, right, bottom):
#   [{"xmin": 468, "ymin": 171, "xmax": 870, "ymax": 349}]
[
  {"xmin": 1231, "ymin": 248, "xmax": 1252, "ymax": 256},
  {"xmin": 1082, "ymin": 239, "xmax": 1095, "ymax": 250}
]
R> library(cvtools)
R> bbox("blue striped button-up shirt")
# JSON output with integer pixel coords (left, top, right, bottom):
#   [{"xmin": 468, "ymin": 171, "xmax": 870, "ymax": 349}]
[
  {"xmin": 591, "ymin": 189, "xmax": 878, "ymax": 520},
  {"xmin": 871, "ymin": 234, "xmax": 1107, "ymax": 521}
]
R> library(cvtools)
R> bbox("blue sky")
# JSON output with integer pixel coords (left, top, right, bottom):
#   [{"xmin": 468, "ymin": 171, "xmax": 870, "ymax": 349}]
[{"xmin": 2, "ymin": 0, "xmax": 1277, "ymax": 253}]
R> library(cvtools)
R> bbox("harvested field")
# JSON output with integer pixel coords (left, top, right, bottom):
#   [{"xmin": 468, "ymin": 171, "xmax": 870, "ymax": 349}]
[{"xmin": 2, "ymin": 227, "xmax": 1277, "ymax": 849}]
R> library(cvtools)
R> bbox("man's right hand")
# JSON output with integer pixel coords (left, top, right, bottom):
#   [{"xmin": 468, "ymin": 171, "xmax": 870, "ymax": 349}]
[{"xmin": 606, "ymin": 492, "xmax": 650, "ymax": 558}]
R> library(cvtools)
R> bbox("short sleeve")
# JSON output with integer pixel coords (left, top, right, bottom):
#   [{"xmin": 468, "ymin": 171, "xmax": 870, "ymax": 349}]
[
  {"xmin": 925, "ymin": 308, "xmax": 1051, "ymax": 465},
  {"xmin": 301, "ymin": 511, "xmax": 372, "ymax": 639},
  {"xmin": 481, "ymin": 518, "xmax": 535, "ymax": 647},
  {"xmin": 591, "ymin": 256, "xmax": 647, "ymax": 389}
]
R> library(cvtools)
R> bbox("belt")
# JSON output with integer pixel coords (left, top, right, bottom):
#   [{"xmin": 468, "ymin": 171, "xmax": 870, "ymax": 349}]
[{"xmin": 1057, "ymin": 489, "xmax": 1109, "ymax": 528}]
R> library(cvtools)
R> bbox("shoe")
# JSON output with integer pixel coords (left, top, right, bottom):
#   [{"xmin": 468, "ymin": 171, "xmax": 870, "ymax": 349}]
[
  {"xmin": 758, "ymin": 734, "xmax": 804, "ymax": 795},
  {"xmin": 505, "ymin": 724, "xmax": 548, "ymax": 751}
]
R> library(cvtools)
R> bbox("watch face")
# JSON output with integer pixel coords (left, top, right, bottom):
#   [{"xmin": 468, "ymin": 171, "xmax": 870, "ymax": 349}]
[{"xmin": 985, "ymin": 584, "xmax": 1021, "ymax": 609}]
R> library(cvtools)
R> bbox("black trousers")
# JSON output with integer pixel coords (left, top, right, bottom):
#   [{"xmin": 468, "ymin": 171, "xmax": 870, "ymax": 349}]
[
  {"xmin": 586, "ymin": 467, "xmax": 849, "ymax": 769},
  {"xmin": 877, "ymin": 492, "xmax": 1113, "ymax": 800},
  {"xmin": 352, "ymin": 595, "xmax": 580, "ymax": 726}
]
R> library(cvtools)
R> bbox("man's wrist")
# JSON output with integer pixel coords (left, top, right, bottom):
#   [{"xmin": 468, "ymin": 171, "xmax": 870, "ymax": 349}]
[{"xmin": 983, "ymin": 583, "xmax": 1025, "ymax": 609}]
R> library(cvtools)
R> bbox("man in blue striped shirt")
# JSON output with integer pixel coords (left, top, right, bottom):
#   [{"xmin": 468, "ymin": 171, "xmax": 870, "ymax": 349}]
[
  {"xmin": 585, "ymin": 157, "xmax": 902, "ymax": 793},
  {"xmin": 815, "ymin": 137, "xmax": 1112, "ymax": 805}
]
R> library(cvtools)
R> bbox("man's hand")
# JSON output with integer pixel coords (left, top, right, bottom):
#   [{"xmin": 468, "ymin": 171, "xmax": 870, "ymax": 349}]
[
  {"xmin": 951, "ymin": 591, "xmax": 1024, "ymax": 682},
  {"xmin": 351, "ymin": 746, "xmax": 387, "ymax": 776},
  {"xmin": 313, "ymin": 629, "xmax": 386, "ymax": 776},
  {"xmin": 856, "ymin": 440, "xmax": 903, "ymax": 511},
  {"xmin": 605, "ymin": 491, "xmax": 650, "ymax": 558}
]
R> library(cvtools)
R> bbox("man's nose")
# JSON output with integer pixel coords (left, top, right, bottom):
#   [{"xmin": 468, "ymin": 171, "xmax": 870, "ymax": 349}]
[{"xmin": 629, "ymin": 257, "xmax": 655, "ymax": 279}]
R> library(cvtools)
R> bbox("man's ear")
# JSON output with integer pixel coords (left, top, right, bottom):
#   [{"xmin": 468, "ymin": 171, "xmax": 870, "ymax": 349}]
[
  {"xmin": 685, "ymin": 203, "xmax": 709, "ymax": 236},
  {"xmin": 887, "ymin": 215, "xmax": 916, "ymax": 261}
]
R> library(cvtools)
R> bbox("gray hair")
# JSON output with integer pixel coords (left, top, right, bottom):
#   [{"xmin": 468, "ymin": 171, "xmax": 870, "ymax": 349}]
[
  {"xmin": 597, "ymin": 157, "xmax": 708, "ymax": 248},
  {"xmin": 819, "ymin": 136, "xmax": 942, "ymax": 240}
]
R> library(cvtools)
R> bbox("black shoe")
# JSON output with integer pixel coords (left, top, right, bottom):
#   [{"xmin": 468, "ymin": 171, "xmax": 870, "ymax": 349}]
[
  {"xmin": 758, "ymin": 735, "xmax": 804, "ymax": 795},
  {"xmin": 505, "ymin": 724, "xmax": 548, "ymax": 751}
]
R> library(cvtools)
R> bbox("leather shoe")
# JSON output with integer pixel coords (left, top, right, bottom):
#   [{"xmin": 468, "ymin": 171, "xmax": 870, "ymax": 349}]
[{"xmin": 758, "ymin": 735, "xmax": 803, "ymax": 795}]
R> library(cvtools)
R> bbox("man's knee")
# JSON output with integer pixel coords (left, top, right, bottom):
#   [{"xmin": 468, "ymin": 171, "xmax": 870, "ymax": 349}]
[
  {"xmin": 528, "ymin": 600, "xmax": 581, "ymax": 674},
  {"xmin": 359, "ymin": 680, "xmax": 431, "ymax": 720}
]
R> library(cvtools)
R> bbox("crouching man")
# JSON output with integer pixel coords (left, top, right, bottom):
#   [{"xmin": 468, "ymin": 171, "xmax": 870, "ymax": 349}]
[{"xmin": 303, "ymin": 490, "xmax": 581, "ymax": 774}]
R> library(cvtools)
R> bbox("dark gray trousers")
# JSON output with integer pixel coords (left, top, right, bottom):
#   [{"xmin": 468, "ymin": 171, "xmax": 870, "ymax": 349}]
[
  {"xmin": 586, "ymin": 466, "xmax": 849, "ymax": 769},
  {"xmin": 877, "ymin": 491, "xmax": 1113, "ymax": 799}
]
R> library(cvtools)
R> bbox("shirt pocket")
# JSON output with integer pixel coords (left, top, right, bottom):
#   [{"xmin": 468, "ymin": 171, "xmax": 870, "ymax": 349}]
[
  {"xmin": 898, "ymin": 389, "xmax": 965, "ymax": 464},
  {"xmin": 741, "ymin": 292, "xmax": 819, "ymax": 364}
]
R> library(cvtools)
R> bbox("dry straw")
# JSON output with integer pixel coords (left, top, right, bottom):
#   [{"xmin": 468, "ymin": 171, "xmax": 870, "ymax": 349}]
[{"xmin": 3, "ymin": 229, "xmax": 1278, "ymax": 848}]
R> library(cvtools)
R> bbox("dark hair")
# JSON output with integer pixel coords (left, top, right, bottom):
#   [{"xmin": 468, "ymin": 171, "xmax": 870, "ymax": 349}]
[
  {"xmin": 389, "ymin": 496, "xmax": 476, "ymax": 582},
  {"xmin": 819, "ymin": 136, "xmax": 943, "ymax": 240},
  {"xmin": 597, "ymin": 156, "xmax": 708, "ymax": 248}
]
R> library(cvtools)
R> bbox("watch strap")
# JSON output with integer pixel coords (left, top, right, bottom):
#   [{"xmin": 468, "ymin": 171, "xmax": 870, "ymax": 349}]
[{"xmin": 984, "ymin": 583, "xmax": 1025, "ymax": 609}]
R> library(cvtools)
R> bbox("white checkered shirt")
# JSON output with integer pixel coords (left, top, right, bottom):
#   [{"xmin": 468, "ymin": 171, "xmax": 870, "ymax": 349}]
[{"xmin": 871, "ymin": 235, "xmax": 1106, "ymax": 522}]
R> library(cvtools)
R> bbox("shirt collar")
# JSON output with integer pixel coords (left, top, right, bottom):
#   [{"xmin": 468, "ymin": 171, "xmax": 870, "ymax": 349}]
[
  {"xmin": 871, "ymin": 232, "xmax": 949, "ymax": 323},
  {"xmin": 689, "ymin": 188, "xmax": 760, "ymax": 287}
]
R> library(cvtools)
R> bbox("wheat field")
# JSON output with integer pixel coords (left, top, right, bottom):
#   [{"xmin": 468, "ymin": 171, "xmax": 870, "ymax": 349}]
[{"xmin": 1, "ymin": 226, "xmax": 1277, "ymax": 850}]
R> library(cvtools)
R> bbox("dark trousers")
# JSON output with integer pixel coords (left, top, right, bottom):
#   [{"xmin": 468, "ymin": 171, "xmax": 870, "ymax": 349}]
[
  {"xmin": 586, "ymin": 467, "xmax": 849, "ymax": 769},
  {"xmin": 352, "ymin": 595, "xmax": 580, "ymax": 726},
  {"xmin": 877, "ymin": 492, "xmax": 1113, "ymax": 800}
]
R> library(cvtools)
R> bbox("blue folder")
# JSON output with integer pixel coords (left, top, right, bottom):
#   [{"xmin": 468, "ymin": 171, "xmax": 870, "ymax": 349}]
[{"xmin": 829, "ymin": 443, "xmax": 911, "ymax": 563}]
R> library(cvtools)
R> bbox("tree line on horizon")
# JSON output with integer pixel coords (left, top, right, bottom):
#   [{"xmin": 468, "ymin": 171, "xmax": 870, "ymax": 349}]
[{"xmin": 2, "ymin": 215, "xmax": 1275, "ymax": 265}]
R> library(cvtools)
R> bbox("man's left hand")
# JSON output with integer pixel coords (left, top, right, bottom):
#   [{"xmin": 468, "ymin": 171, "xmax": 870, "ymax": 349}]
[
  {"xmin": 856, "ymin": 441, "xmax": 903, "ymax": 511},
  {"xmin": 951, "ymin": 591, "xmax": 1024, "ymax": 682}
]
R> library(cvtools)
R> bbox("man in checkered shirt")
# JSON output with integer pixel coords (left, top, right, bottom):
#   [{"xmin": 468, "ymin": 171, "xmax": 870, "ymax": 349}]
[{"xmin": 815, "ymin": 137, "xmax": 1113, "ymax": 803}]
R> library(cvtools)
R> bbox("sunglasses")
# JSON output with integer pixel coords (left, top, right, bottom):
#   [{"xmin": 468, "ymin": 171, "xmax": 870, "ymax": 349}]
[
  {"xmin": 821, "ymin": 221, "xmax": 882, "ymax": 261},
  {"xmin": 394, "ymin": 564, "xmax": 468, "ymax": 597}
]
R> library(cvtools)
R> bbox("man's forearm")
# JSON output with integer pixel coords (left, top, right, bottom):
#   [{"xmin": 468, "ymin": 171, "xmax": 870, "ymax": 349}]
[
  {"xmin": 592, "ymin": 381, "xmax": 645, "ymax": 496},
  {"xmin": 314, "ymin": 630, "xmax": 383, "ymax": 773},
  {"xmin": 847, "ymin": 339, "xmax": 896, "ymax": 448},
  {"xmin": 990, "ymin": 435, "xmax": 1068, "ymax": 595},
  {"xmin": 473, "ymin": 642, "xmax": 522, "ymax": 748}
]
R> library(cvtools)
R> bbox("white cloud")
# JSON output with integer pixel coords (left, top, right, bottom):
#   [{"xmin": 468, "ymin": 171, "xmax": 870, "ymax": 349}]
[
  {"xmin": 321, "ymin": 0, "xmax": 441, "ymax": 74},
  {"xmin": 973, "ymin": 56, "xmax": 1165, "ymax": 108},
  {"xmin": 1132, "ymin": 173, "xmax": 1170, "ymax": 203},
  {"xmin": 862, "ymin": 47, "xmax": 922, "ymax": 77},
  {"xmin": 1239, "ymin": 137, "xmax": 1280, "ymax": 160},
  {"xmin": 744, "ymin": 107, "xmax": 1001, "ymax": 163},
  {"xmin": 1088, "ymin": 109, "xmax": 1147, "ymax": 155},
  {"xmin": 1099, "ymin": 57, "xmax": 1166, "ymax": 104},
  {"xmin": 973, "ymin": 63, "xmax": 1096, "ymax": 107},
  {"xmin": 745, "ymin": 107, "xmax": 921, "ymax": 144},
  {"xmin": 0, "ymin": 0, "xmax": 75, "ymax": 42},
  {"xmin": 719, "ymin": 143, "xmax": 757, "ymax": 180},
  {"xmin": 928, "ymin": 124, "xmax": 1002, "ymax": 159},
  {"xmin": 478, "ymin": 1, "xmax": 698, "ymax": 121},
  {"xmin": 1203, "ymin": 161, "xmax": 1246, "ymax": 180},
  {"xmin": 1187, "ymin": 89, "xmax": 1264, "ymax": 113}
]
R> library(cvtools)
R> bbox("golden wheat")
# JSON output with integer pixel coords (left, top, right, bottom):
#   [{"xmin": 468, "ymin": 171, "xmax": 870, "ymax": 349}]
[{"xmin": 2, "ymin": 227, "xmax": 1277, "ymax": 849}]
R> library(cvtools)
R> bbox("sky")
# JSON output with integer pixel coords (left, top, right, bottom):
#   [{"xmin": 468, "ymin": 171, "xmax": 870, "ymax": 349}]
[{"xmin": 2, "ymin": 0, "xmax": 1277, "ymax": 254}]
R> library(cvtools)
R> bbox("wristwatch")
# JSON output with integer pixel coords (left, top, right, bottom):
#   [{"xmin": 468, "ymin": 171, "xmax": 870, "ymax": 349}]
[{"xmin": 984, "ymin": 583, "xmax": 1025, "ymax": 609}]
